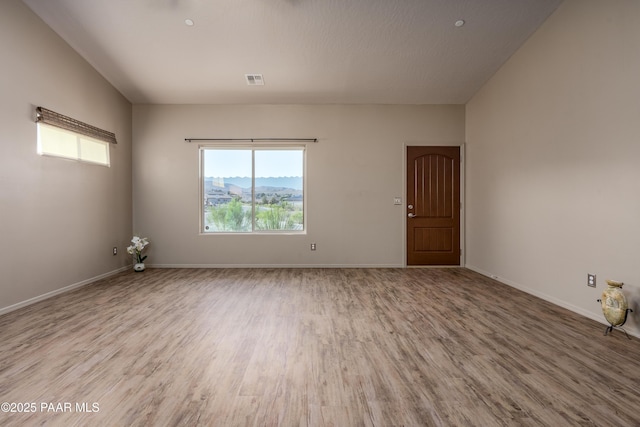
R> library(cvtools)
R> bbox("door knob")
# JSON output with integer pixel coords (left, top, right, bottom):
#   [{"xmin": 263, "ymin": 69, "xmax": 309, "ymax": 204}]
[{"xmin": 408, "ymin": 213, "xmax": 417, "ymax": 218}]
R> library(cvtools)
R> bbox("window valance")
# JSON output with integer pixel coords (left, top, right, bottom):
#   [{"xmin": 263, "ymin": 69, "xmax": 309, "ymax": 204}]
[{"xmin": 36, "ymin": 106, "xmax": 117, "ymax": 144}]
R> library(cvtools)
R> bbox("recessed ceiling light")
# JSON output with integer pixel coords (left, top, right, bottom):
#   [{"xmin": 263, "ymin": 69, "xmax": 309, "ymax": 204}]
[
  {"xmin": 185, "ymin": 19, "xmax": 194, "ymax": 26},
  {"xmin": 454, "ymin": 20, "xmax": 465, "ymax": 27}
]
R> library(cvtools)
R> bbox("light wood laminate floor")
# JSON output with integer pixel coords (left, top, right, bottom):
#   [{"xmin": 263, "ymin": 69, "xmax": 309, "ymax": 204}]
[{"xmin": 1, "ymin": 268, "xmax": 639, "ymax": 426}]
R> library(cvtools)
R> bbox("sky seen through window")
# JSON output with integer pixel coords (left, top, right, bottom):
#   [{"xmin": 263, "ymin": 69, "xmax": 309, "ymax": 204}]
[{"xmin": 204, "ymin": 149, "xmax": 303, "ymax": 178}]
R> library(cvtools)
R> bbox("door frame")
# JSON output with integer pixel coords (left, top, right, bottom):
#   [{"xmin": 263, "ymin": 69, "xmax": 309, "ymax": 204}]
[{"xmin": 403, "ymin": 143, "xmax": 465, "ymax": 267}]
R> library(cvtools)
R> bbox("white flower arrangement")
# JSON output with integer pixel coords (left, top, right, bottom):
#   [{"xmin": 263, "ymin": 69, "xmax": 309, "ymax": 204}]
[{"xmin": 126, "ymin": 236, "xmax": 149, "ymax": 264}]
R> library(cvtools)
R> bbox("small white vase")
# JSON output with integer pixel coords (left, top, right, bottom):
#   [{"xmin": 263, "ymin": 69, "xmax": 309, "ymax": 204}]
[{"xmin": 134, "ymin": 263, "xmax": 145, "ymax": 272}]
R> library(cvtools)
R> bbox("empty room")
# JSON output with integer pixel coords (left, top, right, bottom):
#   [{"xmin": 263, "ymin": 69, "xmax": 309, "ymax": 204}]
[{"xmin": 1, "ymin": 0, "xmax": 639, "ymax": 425}]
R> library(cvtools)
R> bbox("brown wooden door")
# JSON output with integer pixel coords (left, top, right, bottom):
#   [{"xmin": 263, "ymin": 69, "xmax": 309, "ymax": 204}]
[{"xmin": 407, "ymin": 146, "xmax": 460, "ymax": 265}]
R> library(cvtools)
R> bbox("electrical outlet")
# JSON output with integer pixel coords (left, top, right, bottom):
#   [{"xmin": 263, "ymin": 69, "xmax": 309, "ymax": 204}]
[
  {"xmin": 113, "ymin": 247, "xmax": 118, "ymax": 256},
  {"xmin": 587, "ymin": 274, "xmax": 596, "ymax": 287},
  {"xmin": 310, "ymin": 243, "xmax": 316, "ymax": 251}
]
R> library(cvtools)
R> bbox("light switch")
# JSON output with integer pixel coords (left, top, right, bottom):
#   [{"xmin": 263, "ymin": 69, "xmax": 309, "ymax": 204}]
[{"xmin": 394, "ymin": 197, "xmax": 402, "ymax": 205}]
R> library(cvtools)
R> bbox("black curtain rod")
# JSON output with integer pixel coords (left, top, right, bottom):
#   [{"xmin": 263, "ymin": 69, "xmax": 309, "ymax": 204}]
[{"xmin": 185, "ymin": 138, "xmax": 317, "ymax": 143}]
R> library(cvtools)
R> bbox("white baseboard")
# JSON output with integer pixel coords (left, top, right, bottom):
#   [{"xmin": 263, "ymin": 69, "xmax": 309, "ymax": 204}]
[
  {"xmin": 466, "ymin": 264, "xmax": 640, "ymax": 339},
  {"xmin": 0, "ymin": 266, "xmax": 131, "ymax": 316},
  {"xmin": 149, "ymin": 263, "xmax": 404, "ymax": 269}
]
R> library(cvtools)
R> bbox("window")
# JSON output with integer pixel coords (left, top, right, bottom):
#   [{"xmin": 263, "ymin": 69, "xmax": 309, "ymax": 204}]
[
  {"xmin": 35, "ymin": 106, "xmax": 116, "ymax": 167},
  {"xmin": 201, "ymin": 147, "xmax": 305, "ymax": 233},
  {"xmin": 37, "ymin": 123, "xmax": 110, "ymax": 166}
]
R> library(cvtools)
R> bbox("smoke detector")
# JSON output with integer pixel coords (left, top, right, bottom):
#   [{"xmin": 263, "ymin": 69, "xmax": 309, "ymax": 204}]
[{"xmin": 245, "ymin": 74, "xmax": 264, "ymax": 86}]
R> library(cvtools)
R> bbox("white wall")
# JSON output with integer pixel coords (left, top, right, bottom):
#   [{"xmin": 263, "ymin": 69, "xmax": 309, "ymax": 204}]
[
  {"xmin": 466, "ymin": 0, "xmax": 640, "ymax": 335},
  {"xmin": 0, "ymin": 0, "xmax": 132, "ymax": 312},
  {"xmin": 133, "ymin": 104, "xmax": 464, "ymax": 267}
]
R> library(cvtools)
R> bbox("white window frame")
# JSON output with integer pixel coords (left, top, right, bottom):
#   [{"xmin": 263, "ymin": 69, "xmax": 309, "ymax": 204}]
[{"xmin": 199, "ymin": 145, "xmax": 306, "ymax": 235}]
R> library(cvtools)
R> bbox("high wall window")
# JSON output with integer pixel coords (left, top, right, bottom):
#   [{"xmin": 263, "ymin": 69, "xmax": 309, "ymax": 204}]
[
  {"xmin": 37, "ymin": 123, "xmax": 110, "ymax": 166},
  {"xmin": 201, "ymin": 147, "xmax": 305, "ymax": 233},
  {"xmin": 35, "ymin": 107, "xmax": 116, "ymax": 167}
]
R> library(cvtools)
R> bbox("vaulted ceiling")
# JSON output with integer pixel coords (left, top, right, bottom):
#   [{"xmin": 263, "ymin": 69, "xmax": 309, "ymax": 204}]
[{"xmin": 22, "ymin": 0, "xmax": 563, "ymax": 105}]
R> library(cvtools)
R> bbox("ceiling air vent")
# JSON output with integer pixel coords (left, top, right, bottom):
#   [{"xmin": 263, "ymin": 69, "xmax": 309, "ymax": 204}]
[{"xmin": 245, "ymin": 74, "xmax": 264, "ymax": 86}]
